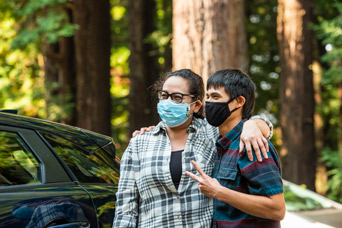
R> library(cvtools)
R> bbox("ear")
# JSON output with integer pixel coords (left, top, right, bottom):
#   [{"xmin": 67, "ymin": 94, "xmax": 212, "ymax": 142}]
[
  {"xmin": 235, "ymin": 96, "xmax": 246, "ymax": 108},
  {"xmin": 193, "ymin": 100, "xmax": 202, "ymax": 113}
]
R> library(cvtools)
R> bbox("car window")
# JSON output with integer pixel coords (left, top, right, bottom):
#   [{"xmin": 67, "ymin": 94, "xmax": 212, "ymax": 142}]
[
  {"xmin": 41, "ymin": 132, "xmax": 119, "ymax": 184},
  {"xmin": 0, "ymin": 130, "xmax": 41, "ymax": 186}
]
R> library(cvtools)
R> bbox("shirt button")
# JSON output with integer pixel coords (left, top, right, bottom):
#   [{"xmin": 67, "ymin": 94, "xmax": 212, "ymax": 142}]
[
  {"xmin": 178, "ymin": 215, "xmax": 181, "ymax": 220},
  {"xmin": 176, "ymin": 195, "xmax": 180, "ymax": 199},
  {"xmin": 183, "ymin": 156, "xmax": 186, "ymax": 160}
]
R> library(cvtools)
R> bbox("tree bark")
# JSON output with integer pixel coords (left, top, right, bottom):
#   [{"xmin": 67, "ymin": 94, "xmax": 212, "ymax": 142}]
[
  {"xmin": 127, "ymin": 0, "xmax": 159, "ymax": 135},
  {"xmin": 73, "ymin": 0, "xmax": 111, "ymax": 136},
  {"xmin": 42, "ymin": 25, "xmax": 76, "ymax": 125},
  {"xmin": 277, "ymin": 0, "xmax": 316, "ymax": 190},
  {"xmin": 172, "ymin": 0, "xmax": 249, "ymax": 84}
]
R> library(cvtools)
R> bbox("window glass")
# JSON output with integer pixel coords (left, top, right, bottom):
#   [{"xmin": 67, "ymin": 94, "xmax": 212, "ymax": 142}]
[
  {"xmin": 42, "ymin": 133, "xmax": 119, "ymax": 184},
  {"xmin": 0, "ymin": 131, "xmax": 41, "ymax": 186}
]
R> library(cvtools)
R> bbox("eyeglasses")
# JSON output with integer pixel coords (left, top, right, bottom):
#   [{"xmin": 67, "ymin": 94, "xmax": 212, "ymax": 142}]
[{"xmin": 157, "ymin": 90, "xmax": 196, "ymax": 103}]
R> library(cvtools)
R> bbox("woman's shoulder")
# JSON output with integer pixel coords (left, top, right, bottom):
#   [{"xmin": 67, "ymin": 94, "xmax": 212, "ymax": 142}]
[
  {"xmin": 130, "ymin": 121, "xmax": 166, "ymax": 143},
  {"xmin": 191, "ymin": 118, "xmax": 219, "ymax": 139}
]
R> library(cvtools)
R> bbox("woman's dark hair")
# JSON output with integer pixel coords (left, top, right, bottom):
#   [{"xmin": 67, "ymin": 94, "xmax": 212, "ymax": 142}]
[
  {"xmin": 207, "ymin": 69, "xmax": 256, "ymax": 119},
  {"xmin": 153, "ymin": 69, "xmax": 205, "ymax": 118}
]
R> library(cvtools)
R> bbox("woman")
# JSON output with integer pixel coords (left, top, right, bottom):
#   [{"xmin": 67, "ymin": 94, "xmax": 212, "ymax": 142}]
[{"xmin": 113, "ymin": 69, "xmax": 271, "ymax": 227}]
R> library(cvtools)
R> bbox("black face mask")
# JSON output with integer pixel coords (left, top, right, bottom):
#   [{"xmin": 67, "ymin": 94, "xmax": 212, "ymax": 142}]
[{"xmin": 205, "ymin": 99, "xmax": 239, "ymax": 127}]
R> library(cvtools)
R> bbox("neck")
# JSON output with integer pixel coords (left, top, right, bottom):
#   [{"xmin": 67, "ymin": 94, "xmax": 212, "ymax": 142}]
[
  {"xmin": 165, "ymin": 116, "xmax": 192, "ymax": 138},
  {"xmin": 165, "ymin": 117, "xmax": 192, "ymax": 151},
  {"xmin": 218, "ymin": 115, "xmax": 242, "ymax": 136}
]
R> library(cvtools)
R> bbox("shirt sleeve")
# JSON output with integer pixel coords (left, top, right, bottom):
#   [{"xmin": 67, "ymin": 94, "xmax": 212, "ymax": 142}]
[
  {"xmin": 250, "ymin": 114, "xmax": 273, "ymax": 139},
  {"xmin": 238, "ymin": 142, "xmax": 283, "ymax": 196},
  {"xmin": 113, "ymin": 140, "xmax": 139, "ymax": 228}
]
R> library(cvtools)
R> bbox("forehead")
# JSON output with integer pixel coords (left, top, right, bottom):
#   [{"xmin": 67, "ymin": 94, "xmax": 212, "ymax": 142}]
[{"xmin": 162, "ymin": 76, "xmax": 190, "ymax": 93}]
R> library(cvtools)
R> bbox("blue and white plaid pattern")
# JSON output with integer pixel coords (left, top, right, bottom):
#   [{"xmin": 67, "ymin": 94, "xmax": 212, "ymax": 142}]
[
  {"xmin": 113, "ymin": 118, "xmax": 218, "ymax": 228},
  {"xmin": 26, "ymin": 202, "xmax": 88, "ymax": 228}
]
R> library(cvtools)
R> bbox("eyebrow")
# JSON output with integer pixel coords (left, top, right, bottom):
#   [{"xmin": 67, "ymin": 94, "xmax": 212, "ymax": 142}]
[
  {"xmin": 206, "ymin": 91, "xmax": 222, "ymax": 96},
  {"xmin": 162, "ymin": 90, "xmax": 189, "ymax": 95}
]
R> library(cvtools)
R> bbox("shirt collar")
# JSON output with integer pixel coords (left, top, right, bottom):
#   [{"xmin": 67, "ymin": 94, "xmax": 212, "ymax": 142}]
[
  {"xmin": 216, "ymin": 119, "xmax": 247, "ymax": 150},
  {"xmin": 152, "ymin": 117, "xmax": 203, "ymax": 135}
]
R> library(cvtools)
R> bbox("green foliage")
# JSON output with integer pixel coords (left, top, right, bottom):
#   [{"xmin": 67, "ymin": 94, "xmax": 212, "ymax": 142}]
[
  {"xmin": 313, "ymin": 1, "xmax": 342, "ymax": 144},
  {"xmin": 11, "ymin": 0, "xmax": 78, "ymax": 48},
  {"xmin": 110, "ymin": 0, "xmax": 130, "ymax": 156},
  {"xmin": 313, "ymin": 1, "xmax": 342, "ymax": 203},
  {"xmin": 314, "ymin": 3, "xmax": 342, "ymax": 85},
  {"xmin": 0, "ymin": 0, "xmax": 78, "ymax": 120},
  {"xmin": 0, "ymin": 3, "xmax": 45, "ymax": 117},
  {"xmin": 320, "ymin": 148, "xmax": 342, "ymax": 203},
  {"xmin": 245, "ymin": 0, "xmax": 280, "ymax": 149},
  {"xmin": 146, "ymin": 0, "xmax": 172, "ymax": 72},
  {"xmin": 109, "ymin": 0, "xmax": 173, "ymax": 157}
]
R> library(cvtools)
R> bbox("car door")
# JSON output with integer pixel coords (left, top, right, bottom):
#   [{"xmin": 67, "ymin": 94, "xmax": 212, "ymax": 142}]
[
  {"xmin": 0, "ymin": 125, "xmax": 98, "ymax": 228},
  {"xmin": 39, "ymin": 131, "xmax": 119, "ymax": 228}
]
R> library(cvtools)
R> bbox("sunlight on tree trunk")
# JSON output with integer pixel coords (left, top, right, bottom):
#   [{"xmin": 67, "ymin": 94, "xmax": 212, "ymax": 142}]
[
  {"xmin": 312, "ymin": 60, "xmax": 326, "ymax": 195},
  {"xmin": 172, "ymin": 0, "xmax": 248, "ymax": 84},
  {"xmin": 277, "ymin": 0, "xmax": 316, "ymax": 190}
]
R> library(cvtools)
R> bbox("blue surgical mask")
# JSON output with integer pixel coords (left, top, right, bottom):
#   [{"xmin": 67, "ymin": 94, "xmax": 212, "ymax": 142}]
[{"xmin": 157, "ymin": 99, "xmax": 196, "ymax": 127}]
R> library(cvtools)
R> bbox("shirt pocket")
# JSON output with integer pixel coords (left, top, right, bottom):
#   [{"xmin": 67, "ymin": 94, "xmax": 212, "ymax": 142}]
[{"xmin": 217, "ymin": 167, "xmax": 238, "ymax": 190}]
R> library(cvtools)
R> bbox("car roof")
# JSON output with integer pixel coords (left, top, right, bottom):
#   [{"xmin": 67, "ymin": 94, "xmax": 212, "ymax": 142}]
[{"xmin": 0, "ymin": 112, "xmax": 113, "ymax": 152}]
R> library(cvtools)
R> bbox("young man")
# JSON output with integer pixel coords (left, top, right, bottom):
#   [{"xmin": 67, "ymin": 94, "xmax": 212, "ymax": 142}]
[{"xmin": 186, "ymin": 69, "xmax": 285, "ymax": 227}]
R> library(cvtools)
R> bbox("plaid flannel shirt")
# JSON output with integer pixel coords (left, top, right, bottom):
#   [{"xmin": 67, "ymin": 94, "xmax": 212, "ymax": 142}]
[
  {"xmin": 212, "ymin": 120, "xmax": 283, "ymax": 227},
  {"xmin": 113, "ymin": 118, "xmax": 218, "ymax": 228},
  {"xmin": 26, "ymin": 202, "xmax": 88, "ymax": 228}
]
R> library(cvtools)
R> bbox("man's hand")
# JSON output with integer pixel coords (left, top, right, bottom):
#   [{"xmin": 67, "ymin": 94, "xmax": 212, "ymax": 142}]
[
  {"xmin": 185, "ymin": 160, "xmax": 222, "ymax": 198},
  {"xmin": 132, "ymin": 126, "xmax": 155, "ymax": 137},
  {"xmin": 239, "ymin": 120, "xmax": 269, "ymax": 162}
]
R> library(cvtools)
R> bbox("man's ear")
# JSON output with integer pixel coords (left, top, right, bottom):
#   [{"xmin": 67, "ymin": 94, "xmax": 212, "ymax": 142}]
[{"xmin": 236, "ymin": 96, "xmax": 246, "ymax": 107}]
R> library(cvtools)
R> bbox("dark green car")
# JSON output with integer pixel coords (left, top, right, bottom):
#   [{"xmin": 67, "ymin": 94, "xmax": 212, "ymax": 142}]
[{"xmin": 0, "ymin": 111, "xmax": 120, "ymax": 228}]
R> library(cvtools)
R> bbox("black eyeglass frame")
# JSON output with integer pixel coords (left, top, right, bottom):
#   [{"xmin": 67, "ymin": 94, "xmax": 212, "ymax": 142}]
[{"xmin": 157, "ymin": 90, "xmax": 196, "ymax": 103}]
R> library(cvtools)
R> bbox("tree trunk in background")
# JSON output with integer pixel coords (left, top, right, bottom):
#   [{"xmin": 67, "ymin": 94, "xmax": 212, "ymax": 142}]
[
  {"xmin": 312, "ymin": 60, "xmax": 326, "ymax": 194},
  {"xmin": 42, "ymin": 43, "xmax": 59, "ymax": 108},
  {"xmin": 74, "ymin": 0, "xmax": 111, "ymax": 136},
  {"xmin": 42, "ymin": 35, "xmax": 76, "ymax": 125},
  {"xmin": 128, "ymin": 0, "xmax": 159, "ymax": 135},
  {"xmin": 59, "ymin": 35, "xmax": 76, "ymax": 125},
  {"xmin": 277, "ymin": 0, "xmax": 316, "ymax": 190},
  {"xmin": 172, "ymin": 0, "xmax": 248, "ymax": 84}
]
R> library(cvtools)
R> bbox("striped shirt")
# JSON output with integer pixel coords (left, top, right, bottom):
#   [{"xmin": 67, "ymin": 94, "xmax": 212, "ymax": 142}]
[
  {"xmin": 113, "ymin": 118, "xmax": 218, "ymax": 227},
  {"xmin": 212, "ymin": 120, "xmax": 283, "ymax": 228}
]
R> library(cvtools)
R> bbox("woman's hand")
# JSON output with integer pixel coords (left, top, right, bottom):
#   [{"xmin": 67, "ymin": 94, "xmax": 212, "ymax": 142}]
[
  {"xmin": 132, "ymin": 126, "xmax": 156, "ymax": 137},
  {"xmin": 240, "ymin": 120, "xmax": 269, "ymax": 162}
]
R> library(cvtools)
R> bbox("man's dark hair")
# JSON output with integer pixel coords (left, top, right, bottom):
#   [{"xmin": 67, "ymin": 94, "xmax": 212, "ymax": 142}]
[{"xmin": 207, "ymin": 69, "xmax": 256, "ymax": 119}]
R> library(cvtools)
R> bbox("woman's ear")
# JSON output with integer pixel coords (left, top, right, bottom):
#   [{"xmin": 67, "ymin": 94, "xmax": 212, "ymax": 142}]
[
  {"xmin": 236, "ymin": 96, "xmax": 246, "ymax": 108},
  {"xmin": 193, "ymin": 100, "xmax": 202, "ymax": 113}
]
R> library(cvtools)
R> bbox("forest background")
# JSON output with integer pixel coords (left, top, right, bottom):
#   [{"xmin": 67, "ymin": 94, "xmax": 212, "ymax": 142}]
[{"xmin": 0, "ymin": 0, "xmax": 341, "ymax": 203}]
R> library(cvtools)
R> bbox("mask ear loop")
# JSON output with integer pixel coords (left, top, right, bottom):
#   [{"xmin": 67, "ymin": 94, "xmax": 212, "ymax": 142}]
[
  {"xmin": 227, "ymin": 96, "xmax": 240, "ymax": 114},
  {"xmin": 187, "ymin": 98, "xmax": 200, "ymax": 117}
]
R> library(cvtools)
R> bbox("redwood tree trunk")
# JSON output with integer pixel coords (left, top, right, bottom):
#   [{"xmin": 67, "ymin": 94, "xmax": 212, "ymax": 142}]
[
  {"xmin": 59, "ymin": 35, "xmax": 76, "ymax": 125},
  {"xmin": 277, "ymin": 0, "xmax": 316, "ymax": 190},
  {"xmin": 73, "ymin": 0, "xmax": 111, "ymax": 136},
  {"xmin": 172, "ymin": 0, "xmax": 248, "ymax": 83},
  {"xmin": 128, "ymin": 0, "xmax": 159, "ymax": 135},
  {"xmin": 42, "ymin": 35, "xmax": 76, "ymax": 125}
]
